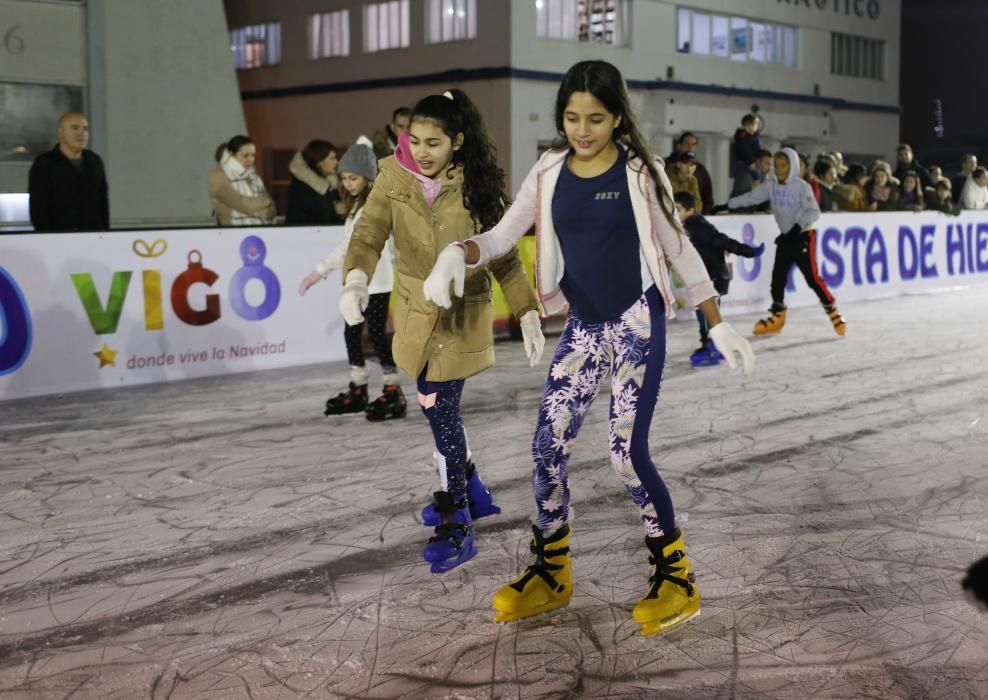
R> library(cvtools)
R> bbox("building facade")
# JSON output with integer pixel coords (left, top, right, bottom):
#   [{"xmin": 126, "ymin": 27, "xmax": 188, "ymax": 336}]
[
  {"xmin": 225, "ymin": 0, "xmax": 901, "ymax": 202},
  {"xmin": 0, "ymin": 0, "xmax": 245, "ymax": 229}
]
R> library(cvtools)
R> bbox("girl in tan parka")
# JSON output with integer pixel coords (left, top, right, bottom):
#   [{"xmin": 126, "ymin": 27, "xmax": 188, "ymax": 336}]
[{"xmin": 340, "ymin": 89, "xmax": 544, "ymax": 574}]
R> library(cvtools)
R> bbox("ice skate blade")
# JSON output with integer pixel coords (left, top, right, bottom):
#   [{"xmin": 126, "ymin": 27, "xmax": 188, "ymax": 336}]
[
  {"xmin": 427, "ymin": 543, "xmax": 477, "ymax": 574},
  {"xmin": 636, "ymin": 605, "xmax": 700, "ymax": 637},
  {"xmin": 493, "ymin": 596, "xmax": 572, "ymax": 623}
]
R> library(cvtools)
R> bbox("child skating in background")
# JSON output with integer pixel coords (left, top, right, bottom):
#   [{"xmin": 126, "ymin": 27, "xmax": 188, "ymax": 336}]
[
  {"xmin": 340, "ymin": 90, "xmax": 544, "ymax": 574},
  {"xmin": 299, "ymin": 137, "xmax": 406, "ymax": 421},
  {"xmin": 423, "ymin": 61, "xmax": 754, "ymax": 636},
  {"xmin": 674, "ymin": 191, "xmax": 764, "ymax": 367},
  {"xmin": 721, "ymin": 148, "xmax": 847, "ymax": 336}
]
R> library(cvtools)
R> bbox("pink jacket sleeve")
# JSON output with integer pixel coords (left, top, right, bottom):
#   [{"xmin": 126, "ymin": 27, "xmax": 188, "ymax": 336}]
[
  {"xmin": 650, "ymin": 162, "xmax": 718, "ymax": 306},
  {"xmin": 468, "ymin": 161, "xmax": 540, "ymax": 266}
]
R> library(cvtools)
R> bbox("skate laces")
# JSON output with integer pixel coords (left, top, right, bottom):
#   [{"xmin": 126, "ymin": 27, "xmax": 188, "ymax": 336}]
[
  {"xmin": 509, "ymin": 530, "xmax": 569, "ymax": 593},
  {"xmin": 645, "ymin": 548, "xmax": 695, "ymax": 598}
]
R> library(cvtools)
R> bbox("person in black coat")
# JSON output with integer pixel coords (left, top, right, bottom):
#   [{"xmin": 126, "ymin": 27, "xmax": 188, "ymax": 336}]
[
  {"xmin": 28, "ymin": 112, "xmax": 109, "ymax": 232},
  {"xmin": 674, "ymin": 191, "xmax": 764, "ymax": 367},
  {"xmin": 285, "ymin": 139, "xmax": 345, "ymax": 225},
  {"xmin": 893, "ymin": 144, "xmax": 933, "ymax": 190}
]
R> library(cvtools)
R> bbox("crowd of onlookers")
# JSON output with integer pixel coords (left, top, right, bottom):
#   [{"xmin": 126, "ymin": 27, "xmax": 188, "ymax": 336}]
[
  {"xmin": 664, "ymin": 113, "xmax": 986, "ymax": 220},
  {"xmin": 23, "ymin": 108, "xmax": 988, "ymax": 233}
]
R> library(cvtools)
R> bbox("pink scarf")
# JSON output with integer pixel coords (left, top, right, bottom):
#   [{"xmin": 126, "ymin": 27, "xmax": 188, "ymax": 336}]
[{"xmin": 394, "ymin": 131, "xmax": 448, "ymax": 206}]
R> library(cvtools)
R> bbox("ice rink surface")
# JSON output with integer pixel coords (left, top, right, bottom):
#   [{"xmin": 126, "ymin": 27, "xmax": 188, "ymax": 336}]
[{"xmin": 1, "ymin": 286, "xmax": 987, "ymax": 700}]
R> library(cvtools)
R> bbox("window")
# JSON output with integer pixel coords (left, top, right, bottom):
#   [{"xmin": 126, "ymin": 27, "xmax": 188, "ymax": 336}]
[
  {"xmin": 364, "ymin": 0, "xmax": 410, "ymax": 53},
  {"xmin": 230, "ymin": 23, "xmax": 281, "ymax": 69},
  {"xmin": 309, "ymin": 10, "xmax": 350, "ymax": 59},
  {"xmin": 831, "ymin": 32, "xmax": 884, "ymax": 79},
  {"xmin": 676, "ymin": 8, "xmax": 797, "ymax": 69},
  {"xmin": 427, "ymin": 0, "xmax": 477, "ymax": 43},
  {"xmin": 536, "ymin": 0, "xmax": 631, "ymax": 47}
]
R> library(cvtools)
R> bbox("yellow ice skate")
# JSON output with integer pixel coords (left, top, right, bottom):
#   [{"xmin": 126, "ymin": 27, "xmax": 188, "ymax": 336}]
[
  {"xmin": 825, "ymin": 305, "xmax": 846, "ymax": 336},
  {"xmin": 753, "ymin": 308, "xmax": 786, "ymax": 335},
  {"xmin": 632, "ymin": 528, "xmax": 701, "ymax": 636},
  {"xmin": 493, "ymin": 524, "xmax": 572, "ymax": 622}
]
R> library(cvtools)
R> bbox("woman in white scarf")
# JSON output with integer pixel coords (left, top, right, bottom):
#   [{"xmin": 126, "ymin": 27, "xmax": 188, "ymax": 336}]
[{"xmin": 208, "ymin": 135, "xmax": 276, "ymax": 226}]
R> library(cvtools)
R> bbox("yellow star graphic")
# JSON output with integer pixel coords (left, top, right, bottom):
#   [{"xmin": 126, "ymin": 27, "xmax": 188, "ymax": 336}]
[{"xmin": 93, "ymin": 344, "xmax": 118, "ymax": 368}]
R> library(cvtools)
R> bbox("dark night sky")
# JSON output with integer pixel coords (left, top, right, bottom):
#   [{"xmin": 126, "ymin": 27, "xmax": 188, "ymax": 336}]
[{"xmin": 900, "ymin": 0, "xmax": 988, "ymax": 166}]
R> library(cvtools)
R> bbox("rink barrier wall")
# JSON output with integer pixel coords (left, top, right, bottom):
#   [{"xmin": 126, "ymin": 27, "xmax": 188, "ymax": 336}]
[{"xmin": 0, "ymin": 212, "xmax": 987, "ymax": 401}]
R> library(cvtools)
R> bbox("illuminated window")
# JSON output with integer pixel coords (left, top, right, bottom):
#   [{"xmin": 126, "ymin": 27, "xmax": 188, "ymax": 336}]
[
  {"xmin": 427, "ymin": 0, "xmax": 476, "ymax": 43},
  {"xmin": 536, "ymin": 0, "xmax": 631, "ymax": 47},
  {"xmin": 364, "ymin": 1, "xmax": 410, "ymax": 53},
  {"xmin": 676, "ymin": 8, "xmax": 797, "ymax": 69},
  {"xmin": 309, "ymin": 10, "xmax": 350, "ymax": 59},
  {"xmin": 230, "ymin": 23, "xmax": 281, "ymax": 70}
]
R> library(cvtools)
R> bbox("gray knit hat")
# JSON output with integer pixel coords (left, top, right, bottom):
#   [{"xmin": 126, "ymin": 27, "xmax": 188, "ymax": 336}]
[{"xmin": 338, "ymin": 136, "xmax": 378, "ymax": 181}]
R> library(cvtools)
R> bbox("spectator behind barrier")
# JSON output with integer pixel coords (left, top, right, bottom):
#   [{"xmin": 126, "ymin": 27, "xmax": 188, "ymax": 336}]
[
  {"xmin": 952, "ymin": 154, "xmax": 978, "ymax": 204},
  {"xmin": 926, "ymin": 179, "xmax": 959, "ymax": 215},
  {"xmin": 893, "ymin": 143, "xmax": 933, "ymax": 190},
  {"xmin": 897, "ymin": 171, "xmax": 926, "ymax": 212},
  {"xmin": 810, "ymin": 159, "xmax": 838, "ymax": 212},
  {"xmin": 832, "ymin": 164, "xmax": 870, "ymax": 212},
  {"xmin": 208, "ymin": 136, "xmax": 276, "ymax": 226},
  {"xmin": 668, "ymin": 132, "xmax": 713, "ymax": 215},
  {"xmin": 960, "ymin": 166, "xmax": 988, "ymax": 210},
  {"xmin": 286, "ymin": 140, "xmax": 346, "ymax": 226},
  {"xmin": 28, "ymin": 111, "xmax": 109, "ymax": 232},
  {"xmin": 371, "ymin": 106, "xmax": 411, "ymax": 160},
  {"xmin": 732, "ymin": 113, "xmax": 762, "ymax": 186},
  {"xmin": 666, "ymin": 151, "xmax": 704, "ymax": 214},
  {"xmin": 865, "ymin": 161, "xmax": 899, "ymax": 212}
]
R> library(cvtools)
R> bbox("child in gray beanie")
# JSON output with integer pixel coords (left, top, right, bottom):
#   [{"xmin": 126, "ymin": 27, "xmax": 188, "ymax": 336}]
[{"xmin": 298, "ymin": 136, "xmax": 404, "ymax": 421}]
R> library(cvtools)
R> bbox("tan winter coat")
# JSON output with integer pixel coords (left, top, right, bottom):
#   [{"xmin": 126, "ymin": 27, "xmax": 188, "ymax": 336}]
[{"xmin": 344, "ymin": 157, "xmax": 538, "ymax": 382}]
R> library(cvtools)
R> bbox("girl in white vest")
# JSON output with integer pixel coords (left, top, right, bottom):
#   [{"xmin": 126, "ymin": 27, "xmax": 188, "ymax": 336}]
[{"xmin": 299, "ymin": 137, "xmax": 404, "ymax": 420}]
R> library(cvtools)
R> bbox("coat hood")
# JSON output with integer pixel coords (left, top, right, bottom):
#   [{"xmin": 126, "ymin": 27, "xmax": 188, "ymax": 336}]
[{"xmin": 778, "ymin": 147, "xmax": 801, "ymax": 185}]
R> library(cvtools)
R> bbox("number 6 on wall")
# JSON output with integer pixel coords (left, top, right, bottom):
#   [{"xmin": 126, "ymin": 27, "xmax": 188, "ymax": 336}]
[{"xmin": 4, "ymin": 25, "xmax": 25, "ymax": 54}]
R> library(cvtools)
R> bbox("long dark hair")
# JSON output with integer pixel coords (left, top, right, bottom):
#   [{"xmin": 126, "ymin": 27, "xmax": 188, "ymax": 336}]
[
  {"xmin": 409, "ymin": 89, "xmax": 508, "ymax": 232},
  {"xmin": 551, "ymin": 60, "xmax": 679, "ymax": 231}
]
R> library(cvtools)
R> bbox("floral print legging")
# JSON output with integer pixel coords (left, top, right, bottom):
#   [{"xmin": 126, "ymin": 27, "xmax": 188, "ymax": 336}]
[{"xmin": 531, "ymin": 285, "xmax": 674, "ymax": 538}]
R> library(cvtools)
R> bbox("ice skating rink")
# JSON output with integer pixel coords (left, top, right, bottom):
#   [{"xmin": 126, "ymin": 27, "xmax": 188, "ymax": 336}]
[{"xmin": 2, "ymin": 286, "xmax": 987, "ymax": 700}]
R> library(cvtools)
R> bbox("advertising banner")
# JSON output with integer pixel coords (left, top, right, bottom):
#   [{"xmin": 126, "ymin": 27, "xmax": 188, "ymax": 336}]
[
  {"xmin": 704, "ymin": 211, "xmax": 988, "ymax": 315},
  {"xmin": 0, "ymin": 226, "xmax": 349, "ymax": 401},
  {"xmin": 2, "ymin": 211, "xmax": 988, "ymax": 401}
]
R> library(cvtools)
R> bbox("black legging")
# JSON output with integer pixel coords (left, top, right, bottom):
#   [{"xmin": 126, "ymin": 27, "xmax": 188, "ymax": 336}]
[
  {"xmin": 344, "ymin": 292, "xmax": 396, "ymax": 371},
  {"xmin": 771, "ymin": 229, "xmax": 835, "ymax": 309}
]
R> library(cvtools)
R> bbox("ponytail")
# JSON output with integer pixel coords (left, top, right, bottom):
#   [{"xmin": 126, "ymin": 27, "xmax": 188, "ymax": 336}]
[{"xmin": 409, "ymin": 89, "xmax": 509, "ymax": 232}]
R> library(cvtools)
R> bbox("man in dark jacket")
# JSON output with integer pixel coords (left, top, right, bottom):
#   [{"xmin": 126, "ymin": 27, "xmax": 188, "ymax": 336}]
[
  {"xmin": 28, "ymin": 112, "xmax": 109, "ymax": 232},
  {"xmin": 370, "ymin": 107, "xmax": 411, "ymax": 160},
  {"xmin": 674, "ymin": 191, "xmax": 764, "ymax": 366},
  {"xmin": 668, "ymin": 132, "xmax": 714, "ymax": 215},
  {"xmin": 893, "ymin": 143, "xmax": 933, "ymax": 190}
]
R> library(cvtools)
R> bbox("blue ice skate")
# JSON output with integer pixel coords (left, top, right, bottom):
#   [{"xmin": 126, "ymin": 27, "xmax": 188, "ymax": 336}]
[
  {"xmin": 421, "ymin": 461, "xmax": 501, "ymax": 526},
  {"xmin": 423, "ymin": 491, "xmax": 476, "ymax": 573},
  {"xmin": 689, "ymin": 343, "xmax": 722, "ymax": 367}
]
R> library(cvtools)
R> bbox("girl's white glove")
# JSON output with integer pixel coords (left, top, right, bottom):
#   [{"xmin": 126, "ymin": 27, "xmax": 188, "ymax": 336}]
[
  {"xmin": 339, "ymin": 269, "xmax": 369, "ymax": 325},
  {"xmin": 709, "ymin": 322, "xmax": 755, "ymax": 376},
  {"xmin": 423, "ymin": 245, "xmax": 466, "ymax": 309},
  {"xmin": 520, "ymin": 310, "xmax": 545, "ymax": 367}
]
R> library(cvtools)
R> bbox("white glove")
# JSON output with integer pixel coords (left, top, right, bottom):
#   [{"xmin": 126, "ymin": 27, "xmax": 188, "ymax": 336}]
[
  {"xmin": 298, "ymin": 271, "xmax": 322, "ymax": 296},
  {"xmin": 423, "ymin": 244, "xmax": 466, "ymax": 309},
  {"xmin": 709, "ymin": 322, "xmax": 755, "ymax": 376},
  {"xmin": 339, "ymin": 269, "xmax": 369, "ymax": 325},
  {"xmin": 520, "ymin": 310, "xmax": 545, "ymax": 367}
]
